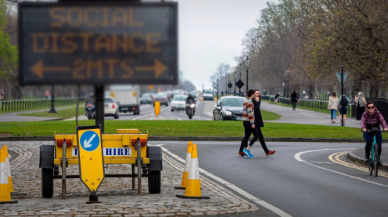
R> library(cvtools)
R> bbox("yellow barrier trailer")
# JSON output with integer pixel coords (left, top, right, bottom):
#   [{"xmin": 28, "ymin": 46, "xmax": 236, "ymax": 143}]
[{"xmin": 39, "ymin": 129, "xmax": 162, "ymax": 198}]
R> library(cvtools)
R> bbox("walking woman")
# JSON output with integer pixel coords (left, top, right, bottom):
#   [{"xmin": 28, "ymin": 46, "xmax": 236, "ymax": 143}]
[
  {"xmin": 355, "ymin": 92, "xmax": 366, "ymax": 121},
  {"xmin": 238, "ymin": 89, "xmax": 258, "ymax": 158},
  {"xmin": 328, "ymin": 92, "xmax": 339, "ymax": 124},
  {"xmin": 290, "ymin": 90, "xmax": 298, "ymax": 111},
  {"xmin": 251, "ymin": 90, "xmax": 276, "ymax": 156}
]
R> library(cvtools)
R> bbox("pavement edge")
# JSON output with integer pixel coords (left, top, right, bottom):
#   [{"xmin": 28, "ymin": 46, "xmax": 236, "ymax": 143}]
[{"xmin": 347, "ymin": 148, "xmax": 388, "ymax": 171}]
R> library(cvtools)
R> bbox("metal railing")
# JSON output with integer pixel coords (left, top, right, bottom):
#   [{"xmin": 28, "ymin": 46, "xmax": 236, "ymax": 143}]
[
  {"xmin": 264, "ymin": 96, "xmax": 354, "ymax": 117},
  {"xmin": 0, "ymin": 98, "xmax": 79, "ymax": 112}
]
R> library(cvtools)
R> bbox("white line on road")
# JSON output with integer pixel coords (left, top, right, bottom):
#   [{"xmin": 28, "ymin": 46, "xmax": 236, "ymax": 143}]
[
  {"xmin": 132, "ymin": 106, "xmax": 170, "ymax": 120},
  {"xmin": 160, "ymin": 145, "xmax": 292, "ymax": 217},
  {"xmin": 294, "ymin": 148, "xmax": 388, "ymax": 188}
]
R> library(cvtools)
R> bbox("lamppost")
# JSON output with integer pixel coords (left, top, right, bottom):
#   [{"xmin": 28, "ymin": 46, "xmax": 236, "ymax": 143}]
[
  {"xmin": 245, "ymin": 56, "xmax": 251, "ymax": 91},
  {"xmin": 284, "ymin": 68, "xmax": 290, "ymax": 98},
  {"xmin": 239, "ymin": 63, "xmax": 243, "ymax": 96},
  {"xmin": 217, "ymin": 78, "xmax": 219, "ymax": 98},
  {"xmin": 49, "ymin": 85, "xmax": 57, "ymax": 113},
  {"xmin": 234, "ymin": 74, "xmax": 237, "ymax": 96}
]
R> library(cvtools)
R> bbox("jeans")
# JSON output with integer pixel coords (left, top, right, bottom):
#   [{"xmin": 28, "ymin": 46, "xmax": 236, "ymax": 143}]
[
  {"xmin": 363, "ymin": 132, "xmax": 382, "ymax": 157},
  {"xmin": 239, "ymin": 121, "xmax": 259, "ymax": 152},
  {"xmin": 239, "ymin": 122, "xmax": 269, "ymax": 153},
  {"xmin": 330, "ymin": 109, "xmax": 336, "ymax": 120}
]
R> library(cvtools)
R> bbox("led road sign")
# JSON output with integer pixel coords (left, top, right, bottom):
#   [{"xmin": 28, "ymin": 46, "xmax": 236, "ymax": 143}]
[{"xmin": 18, "ymin": 2, "xmax": 178, "ymax": 85}]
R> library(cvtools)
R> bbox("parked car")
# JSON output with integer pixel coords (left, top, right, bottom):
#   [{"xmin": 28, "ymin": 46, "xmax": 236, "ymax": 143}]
[
  {"xmin": 153, "ymin": 93, "xmax": 169, "ymax": 106},
  {"xmin": 104, "ymin": 97, "xmax": 119, "ymax": 119},
  {"xmin": 170, "ymin": 95, "xmax": 187, "ymax": 112},
  {"xmin": 202, "ymin": 90, "xmax": 213, "ymax": 101},
  {"xmin": 213, "ymin": 96, "xmax": 245, "ymax": 120}
]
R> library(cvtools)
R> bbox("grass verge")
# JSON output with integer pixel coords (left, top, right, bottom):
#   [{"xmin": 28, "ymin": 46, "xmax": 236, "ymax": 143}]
[
  {"xmin": 260, "ymin": 110, "xmax": 281, "ymax": 120},
  {"xmin": 18, "ymin": 106, "xmax": 85, "ymax": 119},
  {"xmin": 0, "ymin": 120, "xmax": 360, "ymax": 139},
  {"xmin": 0, "ymin": 104, "xmax": 78, "ymax": 114}
]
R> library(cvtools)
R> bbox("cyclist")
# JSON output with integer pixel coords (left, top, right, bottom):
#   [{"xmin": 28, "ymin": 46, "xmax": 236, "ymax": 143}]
[{"xmin": 361, "ymin": 101, "xmax": 388, "ymax": 166}]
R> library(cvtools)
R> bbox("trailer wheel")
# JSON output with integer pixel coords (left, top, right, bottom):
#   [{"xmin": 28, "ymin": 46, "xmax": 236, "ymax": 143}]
[
  {"xmin": 148, "ymin": 171, "xmax": 161, "ymax": 194},
  {"xmin": 42, "ymin": 168, "xmax": 53, "ymax": 198}
]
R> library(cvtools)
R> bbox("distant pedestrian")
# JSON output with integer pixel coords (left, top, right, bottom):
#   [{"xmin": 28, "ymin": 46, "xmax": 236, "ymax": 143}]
[
  {"xmin": 355, "ymin": 92, "xmax": 366, "ymax": 121},
  {"xmin": 238, "ymin": 89, "xmax": 258, "ymax": 158},
  {"xmin": 274, "ymin": 92, "xmax": 280, "ymax": 103},
  {"xmin": 221, "ymin": 91, "xmax": 224, "ymax": 97},
  {"xmin": 328, "ymin": 92, "xmax": 339, "ymax": 124},
  {"xmin": 339, "ymin": 94, "xmax": 350, "ymax": 125},
  {"xmin": 290, "ymin": 90, "xmax": 298, "ymax": 111}
]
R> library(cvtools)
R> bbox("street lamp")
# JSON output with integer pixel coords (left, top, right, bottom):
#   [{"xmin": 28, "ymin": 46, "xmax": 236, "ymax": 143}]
[
  {"xmin": 239, "ymin": 63, "xmax": 243, "ymax": 96},
  {"xmin": 234, "ymin": 74, "xmax": 237, "ymax": 96},
  {"xmin": 284, "ymin": 68, "xmax": 290, "ymax": 98},
  {"xmin": 48, "ymin": 85, "xmax": 57, "ymax": 113},
  {"xmin": 245, "ymin": 56, "xmax": 251, "ymax": 91}
]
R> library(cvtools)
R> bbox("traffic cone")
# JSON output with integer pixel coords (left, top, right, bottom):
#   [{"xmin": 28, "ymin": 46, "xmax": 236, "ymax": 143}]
[
  {"xmin": 176, "ymin": 144, "xmax": 209, "ymax": 199},
  {"xmin": 0, "ymin": 147, "xmax": 17, "ymax": 204},
  {"xmin": 174, "ymin": 141, "xmax": 192, "ymax": 190},
  {"xmin": 3, "ymin": 145, "xmax": 14, "ymax": 193}
]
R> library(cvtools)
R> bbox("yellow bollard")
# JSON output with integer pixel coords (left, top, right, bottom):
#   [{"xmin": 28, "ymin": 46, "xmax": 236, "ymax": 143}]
[
  {"xmin": 0, "ymin": 147, "xmax": 17, "ymax": 204},
  {"xmin": 174, "ymin": 141, "xmax": 192, "ymax": 189},
  {"xmin": 176, "ymin": 144, "xmax": 209, "ymax": 199},
  {"xmin": 154, "ymin": 101, "xmax": 160, "ymax": 117},
  {"xmin": 3, "ymin": 146, "xmax": 14, "ymax": 193}
]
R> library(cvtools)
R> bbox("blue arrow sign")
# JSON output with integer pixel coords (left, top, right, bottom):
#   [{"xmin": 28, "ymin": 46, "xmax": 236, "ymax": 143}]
[{"xmin": 80, "ymin": 131, "xmax": 100, "ymax": 152}]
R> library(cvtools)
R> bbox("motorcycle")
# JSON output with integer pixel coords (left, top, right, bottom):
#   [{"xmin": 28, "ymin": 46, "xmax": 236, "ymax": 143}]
[
  {"xmin": 186, "ymin": 101, "xmax": 195, "ymax": 119},
  {"xmin": 85, "ymin": 103, "xmax": 96, "ymax": 120}
]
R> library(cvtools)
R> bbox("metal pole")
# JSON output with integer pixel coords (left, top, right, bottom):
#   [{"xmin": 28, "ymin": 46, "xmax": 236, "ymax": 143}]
[
  {"xmin": 95, "ymin": 85, "xmax": 105, "ymax": 133},
  {"xmin": 246, "ymin": 68, "xmax": 249, "ymax": 91},
  {"xmin": 341, "ymin": 65, "xmax": 344, "ymax": 127},
  {"xmin": 49, "ymin": 85, "xmax": 57, "ymax": 113},
  {"xmin": 132, "ymin": 164, "xmax": 135, "ymax": 190},
  {"xmin": 136, "ymin": 138, "xmax": 142, "ymax": 195},
  {"xmin": 62, "ymin": 139, "xmax": 67, "ymax": 199}
]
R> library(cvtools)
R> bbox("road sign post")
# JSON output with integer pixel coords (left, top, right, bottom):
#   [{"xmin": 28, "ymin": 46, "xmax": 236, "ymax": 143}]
[
  {"xmin": 76, "ymin": 125, "xmax": 105, "ymax": 204},
  {"xmin": 336, "ymin": 67, "xmax": 348, "ymax": 127}
]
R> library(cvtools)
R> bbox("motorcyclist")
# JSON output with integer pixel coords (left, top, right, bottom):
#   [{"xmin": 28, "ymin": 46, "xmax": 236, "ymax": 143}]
[{"xmin": 185, "ymin": 94, "xmax": 196, "ymax": 115}]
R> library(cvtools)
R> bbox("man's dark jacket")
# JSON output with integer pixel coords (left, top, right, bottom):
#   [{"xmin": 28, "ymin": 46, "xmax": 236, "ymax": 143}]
[{"xmin": 252, "ymin": 98, "xmax": 264, "ymax": 128}]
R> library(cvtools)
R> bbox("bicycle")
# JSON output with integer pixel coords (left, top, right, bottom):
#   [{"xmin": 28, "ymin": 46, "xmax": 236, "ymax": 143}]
[{"xmin": 364, "ymin": 128, "xmax": 382, "ymax": 177}]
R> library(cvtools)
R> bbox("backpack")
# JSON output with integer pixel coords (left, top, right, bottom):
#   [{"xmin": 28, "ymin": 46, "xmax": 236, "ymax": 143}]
[
  {"xmin": 358, "ymin": 97, "xmax": 365, "ymax": 107},
  {"xmin": 341, "ymin": 97, "xmax": 348, "ymax": 107}
]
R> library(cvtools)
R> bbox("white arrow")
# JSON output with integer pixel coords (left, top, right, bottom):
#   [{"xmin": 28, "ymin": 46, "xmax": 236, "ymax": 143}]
[{"xmin": 84, "ymin": 133, "xmax": 96, "ymax": 148}]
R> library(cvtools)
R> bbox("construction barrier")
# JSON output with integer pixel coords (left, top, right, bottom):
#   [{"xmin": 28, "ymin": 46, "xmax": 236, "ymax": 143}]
[
  {"xmin": 0, "ymin": 146, "xmax": 17, "ymax": 204},
  {"xmin": 174, "ymin": 141, "xmax": 192, "ymax": 190},
  {"xmin": 176, "ymin": 144, "xmax": 209, "ymax": 199}
]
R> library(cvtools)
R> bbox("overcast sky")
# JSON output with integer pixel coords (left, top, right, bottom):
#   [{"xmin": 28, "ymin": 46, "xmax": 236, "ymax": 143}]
[{"xmin": 174, "ymin": 0, "xmax": 272, "ymax": 90}]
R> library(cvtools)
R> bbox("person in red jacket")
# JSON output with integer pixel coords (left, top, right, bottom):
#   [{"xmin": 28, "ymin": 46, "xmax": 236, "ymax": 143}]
[{"xmin": 361, "ymin": 101, "xmax": 388, "ymax": 165}]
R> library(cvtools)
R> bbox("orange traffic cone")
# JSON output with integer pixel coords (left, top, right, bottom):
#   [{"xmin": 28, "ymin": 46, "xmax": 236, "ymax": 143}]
[
  {"xmin": 0, "ymin": 147, "xmax": 17, "ymax": 204},
  {"xmin": 176, "ymin": 144, "xmax": 209, "ymax": 199},
  {"xmin": 3, "ymin": 145, "xmax": 14, "ymax": 193},
  {"xmin": 174, "ymin": 141, "xmax": 192, "ymax": 189}
]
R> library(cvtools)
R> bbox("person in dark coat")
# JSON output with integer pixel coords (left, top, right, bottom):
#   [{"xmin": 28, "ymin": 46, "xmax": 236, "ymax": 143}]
[
  {"xmin": 238, "ymin": 90, "xmax": 276, "ymax": 157},
  {"xmin": 290, "ymin": 90, "xmax": 298, "ymax": 111}
]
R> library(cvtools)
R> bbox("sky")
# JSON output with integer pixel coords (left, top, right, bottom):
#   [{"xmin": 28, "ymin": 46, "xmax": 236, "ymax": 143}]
[{"xmin": 174, "ymin": 0, "xmax": 272, "ymax": 90}]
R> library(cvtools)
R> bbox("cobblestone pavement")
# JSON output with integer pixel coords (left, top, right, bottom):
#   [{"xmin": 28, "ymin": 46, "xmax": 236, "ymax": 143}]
[{"xmin": 0, "ymin": 142, "xmax": 259, "ymax": 217}]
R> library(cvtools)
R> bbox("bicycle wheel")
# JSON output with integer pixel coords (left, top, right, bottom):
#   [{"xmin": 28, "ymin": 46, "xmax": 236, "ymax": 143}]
[
  {"xmin": 374, "ymin": 144, "xmax": 379, "ymax": 177},
  {"xmin": 369, "ymin": 148, "xmax": 373, "ymax": 176}
]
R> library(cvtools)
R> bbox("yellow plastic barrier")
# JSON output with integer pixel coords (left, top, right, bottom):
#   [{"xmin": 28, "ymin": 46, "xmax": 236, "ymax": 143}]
[{"xmin": 154, "ymin": 101, "xmax": 160, "ymax": 117}]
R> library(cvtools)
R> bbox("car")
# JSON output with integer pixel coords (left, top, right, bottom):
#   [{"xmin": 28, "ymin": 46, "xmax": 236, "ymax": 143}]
[
  {"xmin": 140, "ymin": 95, "xmax": 153, "ymax": 104},
  {"xmin": 104, "ymin": 97, "xmax": 119, "ymax": 119},
  {"xmin": 170, "ymin": 95, "xmax": 187, "ymax": 112},
  {"xmin": 202, "ymin": 90, "xmax": 213, "ymax": 101},
  {"xmin": 213, "ymin": 96, "xmax": 245, "ymax": 120},
  {"xmin": 153, "ymin": 93, "xmax": 169, "ymax": 106},
  {"xmin": 190, "ymin": 90, "xmax": 200, "ymax": 98}
]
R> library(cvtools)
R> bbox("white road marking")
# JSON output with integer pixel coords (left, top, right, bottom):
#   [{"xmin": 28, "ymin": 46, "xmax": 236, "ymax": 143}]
[
  {"xmin": 161, "ymin": 146, "xmax": 292, "ymax": 217},
  {"xmin": 294, "ymin": 148, "xmax": 388, "ymax": 188},
  {"xmin": 132, "ymin": 106, "xmax": 170, "ymax": 120}
]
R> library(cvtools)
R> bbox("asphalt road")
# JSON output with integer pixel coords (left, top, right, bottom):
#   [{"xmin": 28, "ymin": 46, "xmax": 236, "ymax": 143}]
[{"xmin": 156, "ymin": 141, "xmax": 388, "ymax": 217}]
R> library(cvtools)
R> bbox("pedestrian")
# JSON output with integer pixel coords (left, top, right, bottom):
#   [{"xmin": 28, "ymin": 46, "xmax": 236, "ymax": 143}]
[
  {"xmin": 238, "ymin": 89, "xmax": 258, "ymax": 158},
  {"xmin": 339, "ymin": 94, "xmax": 350, "ymax": 125},
  {"xmin": 221, "ymin": 91, "xmax": 224, "ymax": 97},
  {"xmin": 274, "ymin": 92, "xmax": 280, "ymax": 103},
  {"xmin": 328, "ymin": 92, "xmax": 339, "ymax": 124},
  {"xmin": 247, "ymin": 90, "xmax": 276, "ymax": 156},
  {"xmin": 355, "ymin": 92, "xmax": 366, "ymax": 121},
  {"xmin": 290, "ymin": 90, "xmax": 298, "ymax": 111}
]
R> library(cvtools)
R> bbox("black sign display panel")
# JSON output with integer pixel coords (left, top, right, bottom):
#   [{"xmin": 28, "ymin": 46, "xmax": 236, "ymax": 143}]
[{"xmin": 18, "ymin": 2, "xmax": 178, "ymax": 85}]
